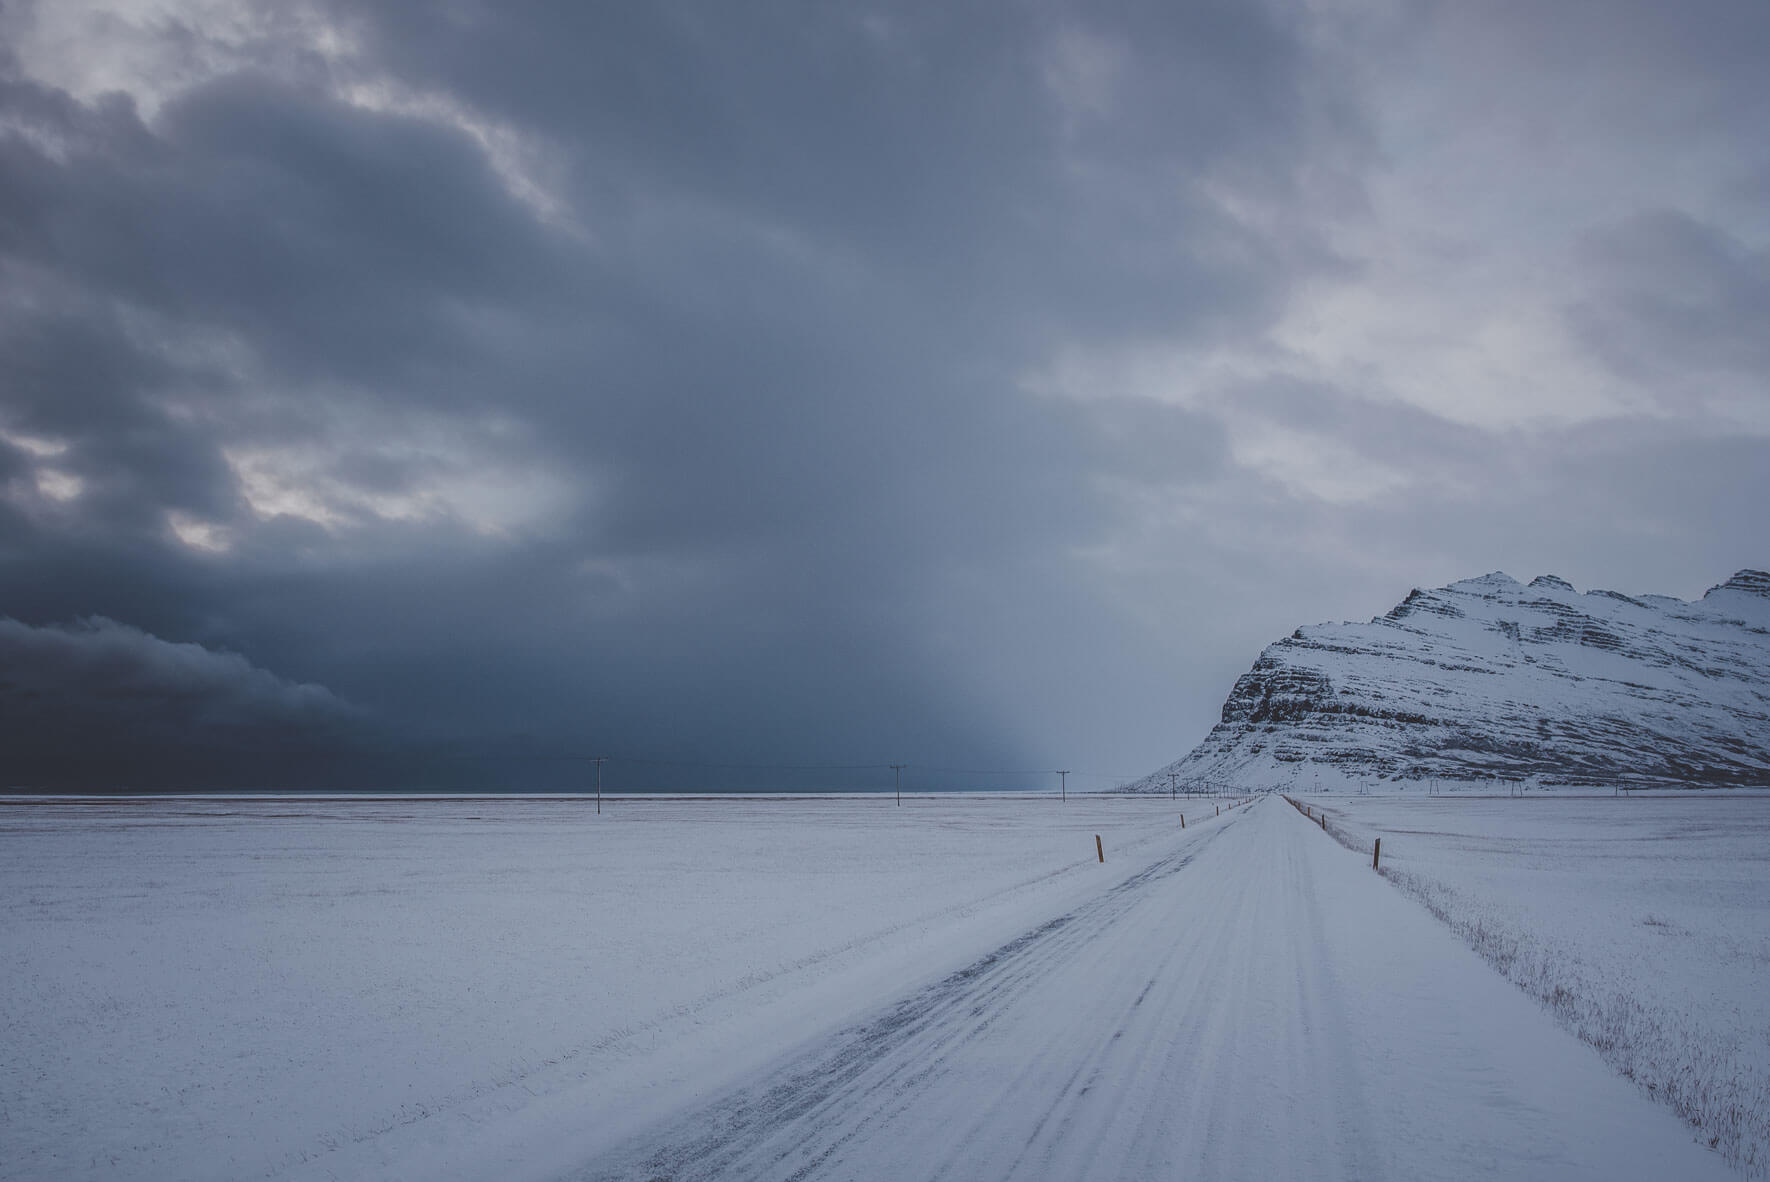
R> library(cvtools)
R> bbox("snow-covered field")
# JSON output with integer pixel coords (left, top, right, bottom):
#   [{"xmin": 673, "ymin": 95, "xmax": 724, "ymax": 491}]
[
  {"xmin": 0, "ymin": 793, "xmax": 1206, "ymax": 1181},
  {"xmin": 1305, "ymin": 792, "xmax": 1770, "ymax": 1176},
  {"xmin": 1, "ymin": 792, "xmax": 1747, "ymax": 1181}
]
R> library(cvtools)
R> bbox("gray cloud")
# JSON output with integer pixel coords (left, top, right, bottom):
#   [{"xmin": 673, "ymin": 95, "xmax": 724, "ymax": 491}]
[
  {"xmin": 0, "ymin": 614, "xmax": 363, "ymax": 788},
  {"xmin": 0, "ymin": 0, "xmax": 1765, "ymax": 789},
  {"xmin": 1570, "ymin": 209, "xmax": 1770, "ymax": 404}
]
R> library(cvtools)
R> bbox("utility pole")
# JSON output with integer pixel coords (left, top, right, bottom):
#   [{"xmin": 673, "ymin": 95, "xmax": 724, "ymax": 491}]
[
  {"xmin": 1058, "ymin": 770, "xmax": 1069, "ymax": 802},
  {"xmin": 890, "ymin": 763, "xmax": 906, "ymax": 806},
  {"xmin": 1168, "ymin": 772, "xmax": 1177, "ymax": 800},
  {"xmin": 591, "ymin": 756, "xmax": 607, "ymax": 815}
]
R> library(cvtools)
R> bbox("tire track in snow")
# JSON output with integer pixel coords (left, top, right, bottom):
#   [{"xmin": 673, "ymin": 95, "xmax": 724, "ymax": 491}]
[
  {"xmin": 565, "ymin": 798, "xmax": 1733, "ymax": 1182},
  {"xmin": 573, "ymin": 817, "xmax": 1240, "ymax": 1182}
]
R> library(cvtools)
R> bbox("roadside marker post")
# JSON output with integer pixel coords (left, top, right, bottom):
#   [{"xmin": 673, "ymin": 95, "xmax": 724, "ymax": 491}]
[
  {"xmin": 1096, "ymin": 834, "xmax": 1104, "ymax": 863},
  {"xmin": 1373, "ymin": 837, "xmax": 1382, "ymax": 871}
]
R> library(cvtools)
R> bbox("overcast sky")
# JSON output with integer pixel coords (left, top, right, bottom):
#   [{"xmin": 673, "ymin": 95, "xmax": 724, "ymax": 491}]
[{"xmin": 2, "ymin": 0, "xmax": 1766, "ymax": 790}]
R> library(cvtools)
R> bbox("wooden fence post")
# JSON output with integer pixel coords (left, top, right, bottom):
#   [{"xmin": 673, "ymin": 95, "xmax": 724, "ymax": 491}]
[
  {"xmin": 1096, "ymin": 834, "xmax": 1104, "ymax": 863},
  {"xmin": 1372, "ymin": 837, "xmax": 1381, "ymax": 871}
]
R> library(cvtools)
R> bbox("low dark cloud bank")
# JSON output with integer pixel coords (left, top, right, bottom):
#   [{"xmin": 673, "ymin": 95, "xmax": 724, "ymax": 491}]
[
  {"xmin": 0, "ymin": 614, "xmax": 366, "ymax": 788},
  {"xmin": 1, "ymin": 0, "xmax": 1766, "ymax": 789}
]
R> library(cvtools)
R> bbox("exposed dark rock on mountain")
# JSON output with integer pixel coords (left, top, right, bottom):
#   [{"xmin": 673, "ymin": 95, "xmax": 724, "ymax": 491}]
[{"xmin": 1130, "ymin": 570, "xmax": 1770, "ymax": 791}]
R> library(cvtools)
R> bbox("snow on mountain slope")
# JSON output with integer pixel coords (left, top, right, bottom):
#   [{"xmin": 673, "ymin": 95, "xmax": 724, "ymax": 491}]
[{"xmin": 1131, "ymin": 570, "xmax": 1770, "ymax": 791}]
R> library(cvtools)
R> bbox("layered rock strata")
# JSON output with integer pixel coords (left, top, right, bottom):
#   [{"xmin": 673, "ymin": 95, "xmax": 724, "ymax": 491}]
[{"xmin": 1131, "ymin": 570, "xmax": 1770, "ymax": 791}]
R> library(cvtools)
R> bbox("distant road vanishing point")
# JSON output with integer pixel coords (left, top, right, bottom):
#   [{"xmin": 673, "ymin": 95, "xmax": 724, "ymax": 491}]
[{"xmin": 573, "ymin": 797, "xmax": 1730, "ymax": 1182}]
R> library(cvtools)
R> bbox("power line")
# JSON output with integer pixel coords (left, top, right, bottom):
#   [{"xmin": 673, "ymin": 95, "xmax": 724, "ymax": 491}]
[
  {"xmin": 908, "ymin": 765, "xmax": 1142, "ymax": 779},
  {"xmin": 425, "ymin": 755, "xmax": 888, "ymax": 771},
  {"xmin": 127, "ymin": 745, "xmax": 1156, "ymax": 791},
  {"xmin": 590, "ymin": 756, "xmax": 894, "ymax": 772}
]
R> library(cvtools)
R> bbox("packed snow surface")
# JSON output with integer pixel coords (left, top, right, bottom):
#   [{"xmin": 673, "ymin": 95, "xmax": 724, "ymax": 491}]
[
  {"xmin": 1306, "ymin": 791, "xmax": 1770, "ymax": 1175},
  {"xmin": 1133, "ymin": 569, "xmax": 1770, "ymax": 791},
  {"xmin": 0, "ymin": 793, "xmax": 1222, "ymax": 1181},
  {"xmin": 0, "ymin": 794, "xmax": 1740, "ymax": 1180}
]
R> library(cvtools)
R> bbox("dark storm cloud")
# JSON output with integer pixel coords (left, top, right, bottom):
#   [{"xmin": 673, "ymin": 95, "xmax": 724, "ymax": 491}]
[
  {"xmin": 0, "ymin": 613, "xmax": 348, "ymax": 720},
  {"xmin": 1, "ymin": 0, "xmax": 1766, "ymax": 789},
  {"xmin": 0, "ymin": 70, "xmax": 576, "ymax": 395},
  {"xmin": 1, "ymin": 0, "xmax": 1362, "ymax": 788},
  {"xmin": 0, "ymin": 614, "xmax": 364, "ymax": 788}
]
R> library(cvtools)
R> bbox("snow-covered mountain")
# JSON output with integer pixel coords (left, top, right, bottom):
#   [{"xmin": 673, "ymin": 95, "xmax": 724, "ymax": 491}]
[{"xmin": 1131, "ymin": 570, "xmax": 1770, "ymax": 792}]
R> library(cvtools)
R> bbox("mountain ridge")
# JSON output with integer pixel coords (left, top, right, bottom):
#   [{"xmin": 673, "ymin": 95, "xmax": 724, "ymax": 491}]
[{"xmin": 1128, "ymin": 569, "xmax": 1770, "ymax": 792}]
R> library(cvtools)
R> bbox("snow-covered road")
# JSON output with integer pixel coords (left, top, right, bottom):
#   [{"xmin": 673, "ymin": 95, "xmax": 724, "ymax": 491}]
[{"xmin": 573, "ymin": 797, "xmax": 1731, "ymax": 1182}]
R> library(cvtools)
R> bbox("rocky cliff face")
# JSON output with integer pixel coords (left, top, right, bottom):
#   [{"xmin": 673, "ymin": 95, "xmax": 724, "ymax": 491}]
[{"xmin": 1131, "ymin": 570, "xmax": 1770, "ymax": 791}]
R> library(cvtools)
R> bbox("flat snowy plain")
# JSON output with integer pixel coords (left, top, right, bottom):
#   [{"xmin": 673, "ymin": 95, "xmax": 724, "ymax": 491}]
[
  {"xmin": 0, "ymin": 792, "xmax": 1747, "ymax": 1180},
  {"xmin": 1305, "ymin": 790, "xmax": 1770, "ymax": 1176}
]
